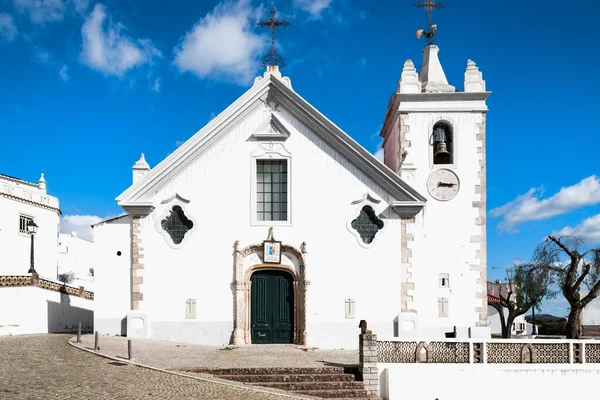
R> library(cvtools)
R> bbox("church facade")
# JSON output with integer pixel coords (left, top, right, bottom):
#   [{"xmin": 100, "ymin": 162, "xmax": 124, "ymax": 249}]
[{"xmin": 93, "ymin": 42, "xmax": 491, "ymax": 349}]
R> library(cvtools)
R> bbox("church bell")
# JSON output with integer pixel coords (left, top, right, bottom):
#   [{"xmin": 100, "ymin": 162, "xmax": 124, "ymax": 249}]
[{"xmin": 433, "ymin": 126, "xmax": 452, "ymax": 164}]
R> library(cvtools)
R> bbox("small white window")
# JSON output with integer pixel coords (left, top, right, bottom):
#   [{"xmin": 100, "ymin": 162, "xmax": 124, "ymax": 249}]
[{"xmin": 438, "ymin": 273, "xmax": 450, "ymax": 289}]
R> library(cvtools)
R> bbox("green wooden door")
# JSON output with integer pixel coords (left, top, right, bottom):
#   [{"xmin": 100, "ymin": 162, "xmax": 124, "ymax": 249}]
[{"xmin": 251, "ymin": 270, "xmax": 294, "ymax": 344}]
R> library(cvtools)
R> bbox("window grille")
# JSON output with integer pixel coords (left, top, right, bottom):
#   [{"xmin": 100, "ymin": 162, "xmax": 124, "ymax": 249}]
[
  {"xmin": 160, "ymin": 205, "xmax": 193, "ymax": 245},
  {"xmin": 257, "ymin": 160, "xmax": 288, "ymax": 221},
  {"xmin": 351, "ymin": 205, "xmax": 384, "ymax": 244},
  {"xmin": 19, "ymin": 215, "xmax": 34, "ymax": 234}
]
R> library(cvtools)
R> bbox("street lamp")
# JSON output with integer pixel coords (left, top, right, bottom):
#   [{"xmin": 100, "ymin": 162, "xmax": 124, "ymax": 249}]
[{"xmin": 26, "ymin": 220, "xmax": 38, "ymax": 274}]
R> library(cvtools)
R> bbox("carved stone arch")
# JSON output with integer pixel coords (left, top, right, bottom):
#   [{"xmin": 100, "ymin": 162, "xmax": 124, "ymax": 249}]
[
  {"xmin": 232, "ymin": 238, "xmax": 309, "ymax": 346},
  {"xmin": 521, "ymin": 343, "xmax": 536, "ymax": 363},
  {"xmin": 415, "ymin": 341, "xmax": 433, "ymax": 363}
]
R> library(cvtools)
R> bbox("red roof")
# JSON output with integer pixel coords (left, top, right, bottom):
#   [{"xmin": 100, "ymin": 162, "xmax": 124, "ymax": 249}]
[{"xmin": 487, "ymin": 294, "xmax": 502, "ymax": 304}]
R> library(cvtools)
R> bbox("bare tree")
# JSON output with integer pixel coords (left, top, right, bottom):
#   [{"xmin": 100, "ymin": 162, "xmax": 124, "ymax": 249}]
[
  {"xmin": 529, "ymin": 236, "xmax": 600, "ymax": 339},
  {"xmin": 490, "ymin": 265, "xmax": 553, "ymax": 338}
]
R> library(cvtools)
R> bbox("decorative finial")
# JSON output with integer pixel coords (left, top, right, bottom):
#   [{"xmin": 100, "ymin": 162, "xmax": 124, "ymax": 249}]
[
  {"xmin": 38, "ymin": 170, "xmax": 46, "ymax": 191},
  {"xmin": 133, "ymin": 153, "xmax": 150, "ymax": 169},
  {"xmin": 257, "ymin": 7, "xmax": 290, "ymax": 69},
  {"xmin": 414, "ymin": 0, "xmax": 445, "ymax": 46}
]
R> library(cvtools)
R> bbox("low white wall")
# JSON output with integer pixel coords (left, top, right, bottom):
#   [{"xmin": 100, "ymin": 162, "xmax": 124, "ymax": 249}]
[
  {"xmin": 93, "ymin": 216, "xmax": 132, "ymax": 336},
  {"xmin": 0, "ymin": 286, "xmax": 93, "ymax": 335},
  {"xmin": 150, "ymin": 321, "xmax": 232, "ymax": 346},
  {"xmin": 379, "ymin": 364, "xmax": 600, "ymax": 400}
]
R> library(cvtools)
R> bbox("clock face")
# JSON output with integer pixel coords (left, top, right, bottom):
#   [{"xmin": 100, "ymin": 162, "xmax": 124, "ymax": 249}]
[{"xmin": 427, "ymin": 169, "xmax": 460, "ymax": 201}]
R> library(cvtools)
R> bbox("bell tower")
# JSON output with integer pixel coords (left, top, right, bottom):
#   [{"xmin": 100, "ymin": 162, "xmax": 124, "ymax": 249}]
[{"xmin": 379, "ymin": 1, "xmax": 491, "ymax": 338}]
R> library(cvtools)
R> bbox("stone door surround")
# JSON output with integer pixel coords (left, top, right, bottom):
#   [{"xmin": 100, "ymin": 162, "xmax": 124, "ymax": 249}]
[{"xmin": 232, "ymin": 237, "xmax": 309, "ymax": 346}]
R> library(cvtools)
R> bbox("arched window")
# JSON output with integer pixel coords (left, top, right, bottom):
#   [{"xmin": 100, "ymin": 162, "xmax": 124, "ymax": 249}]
[{"xmin": 431, "ymin": 122, "xmax": 453, "ymax": 165}]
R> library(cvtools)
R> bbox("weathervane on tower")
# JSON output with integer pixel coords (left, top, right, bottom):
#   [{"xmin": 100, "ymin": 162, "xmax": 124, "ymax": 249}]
[
  {"xmin": 257, "ymin": 7, "xmax": 290, "ymax": 69},
  {"xmin": 414, "ymin": 0, "xmax": 445, "ymax": 45}
]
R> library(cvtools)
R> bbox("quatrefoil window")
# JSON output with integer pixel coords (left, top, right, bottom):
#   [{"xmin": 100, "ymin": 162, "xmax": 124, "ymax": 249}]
[
  {"xmin": 161, "ymin": 205, "xmax": 193, "ymax": 245},
  {"xmin": 351, "ymin": 205, "xmax": 384, "ymax": 244}
]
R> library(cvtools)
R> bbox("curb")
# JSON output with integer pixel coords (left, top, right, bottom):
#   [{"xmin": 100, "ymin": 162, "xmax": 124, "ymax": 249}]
[{"xmin": 67, "ymin": 337, "xmax": 318, "ymax": 400}]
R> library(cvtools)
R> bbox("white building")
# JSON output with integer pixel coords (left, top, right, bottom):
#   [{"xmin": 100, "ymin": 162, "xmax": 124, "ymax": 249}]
[
  {"xmin": 0, "ymin": 172, "xmax": 60, "ymax": 280},
  {"xmin": 0, "ymin": 172, "xmax": 96, "ymax": 336},
  {"xmin": 487, "ymin": 294, "xmax": 535, "ymax": 338},
  {"xmin": 57, "ymin": 232, "xmax": 95, "ymax": 290},
  {"xmin": 580, "ymin": 290, "xmax": 600, "ymax": 336},
  {"xmin": 93, "ymin": 40, "xmax": 490, "ymax": 349}
]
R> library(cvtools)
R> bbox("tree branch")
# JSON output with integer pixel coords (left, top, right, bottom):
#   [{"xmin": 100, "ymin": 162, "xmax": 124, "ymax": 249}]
[
  {"xmin": 581, "ymin": 278, "xmax": 600, "ymax": 308},
  {"xmin": 548, "ymin": 235, "xmax": 575, "ymax": 258},
  {"xmin": 573, "ymin": 263, "xmax": 591, "ymax": 292}
]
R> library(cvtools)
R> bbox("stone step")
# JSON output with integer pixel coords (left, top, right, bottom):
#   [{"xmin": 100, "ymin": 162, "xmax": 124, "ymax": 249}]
[
  {"xmin": 178, "ymin": 367, "xmax": 346, "ymax": 375},
  {"xmin": 220, "ymin": 373, "xmax": 355, "ymax": 383},
  {"xmin": 292, "ymin": 389, "xmax": 370, "ymax": 398},
  {"xmin": 327, "ymin": 398, "xmax": 381, "ymax": 400},
  {"xmin": 249, "ymin": 381, "xmax": 364, "ymax": 391}
]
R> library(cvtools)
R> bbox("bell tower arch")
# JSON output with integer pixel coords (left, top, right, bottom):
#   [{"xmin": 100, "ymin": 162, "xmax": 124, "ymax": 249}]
[{"xmin": 379, "ymin": 40, "xmax": 491, "ymax": 338}]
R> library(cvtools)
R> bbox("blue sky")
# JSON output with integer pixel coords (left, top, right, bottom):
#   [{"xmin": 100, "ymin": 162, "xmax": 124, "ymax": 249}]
[{"xmin": 1, "ymin": 0, "xmax": 599, "ymax": 317}]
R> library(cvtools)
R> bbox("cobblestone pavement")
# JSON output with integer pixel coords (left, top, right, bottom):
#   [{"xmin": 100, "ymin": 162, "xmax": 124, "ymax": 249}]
[
  {"xmin": 0, "ymin": 334, "xmax": 315, "ymax": 399},
  {"xmin": 77, "ymin": 334, "xmax": 358, "ymax": 371}
]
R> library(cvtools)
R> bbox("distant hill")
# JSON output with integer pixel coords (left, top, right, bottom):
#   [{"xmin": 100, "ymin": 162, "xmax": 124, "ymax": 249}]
[
  {"xmin": 524, "ymin": 313, "xmax": 567, "ymax": 335},
  {"xmin": 525, "ymin": 314, "xmax": 566, "ymax": 323}
]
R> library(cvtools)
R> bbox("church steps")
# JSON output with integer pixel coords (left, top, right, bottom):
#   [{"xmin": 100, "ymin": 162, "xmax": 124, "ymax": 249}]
[
  {"xmin": 219, "ymin": 373, "xmax": 355, "ymax": 383},
  {"xmin": 292, "ymin": 388, "xmax": 369, "ymax": 398},
  {"xmin": 248, "ymin": 381, "xmax": 364, "ymax": 390},
  {"xmin": 177, "ymin": 366, "xmax": 346, "ymax": 375},
  {"xmin": 174, "ymin": 366, "xmax": 379, "ymax": 399}
]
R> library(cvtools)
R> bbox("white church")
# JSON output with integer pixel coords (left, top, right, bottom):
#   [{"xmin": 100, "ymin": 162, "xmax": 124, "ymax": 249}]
[{"xmin": 93, "ymin": 30, "xmax": 491, "ymax": 349}]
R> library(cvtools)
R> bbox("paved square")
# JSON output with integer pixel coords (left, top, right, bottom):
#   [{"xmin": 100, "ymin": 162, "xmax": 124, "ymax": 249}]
[{"xmin": 0, "ymin": 334, "xmax": 314, "ymax": 399}]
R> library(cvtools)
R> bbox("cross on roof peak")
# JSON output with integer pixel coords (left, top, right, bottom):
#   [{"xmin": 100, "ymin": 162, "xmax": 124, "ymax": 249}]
[{"xmin": 257, "ymin": 7, "xmax": 291, "ymax": 69}]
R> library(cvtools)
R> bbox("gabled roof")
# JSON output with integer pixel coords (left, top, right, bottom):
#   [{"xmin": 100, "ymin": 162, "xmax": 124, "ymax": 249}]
[{"xmin": 116, "ymin": 72, "xmax": 426, "ymax": 216}]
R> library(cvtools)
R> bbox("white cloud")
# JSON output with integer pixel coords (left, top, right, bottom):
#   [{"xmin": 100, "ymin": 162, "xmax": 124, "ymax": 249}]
[
  {"xmin": 490, "ymin": 176, "xmax": 600, "ymax": 232},
  {"xmin": 33, "ymin": 46, "xmax": 50, "ymax": 63},
  {"xmin": 71, "ymin": 0, "xmax": 89, "ymax": 14},
  {"xmin": 553, "ymin": 214, "xmax": 600, "ymax": 244},
  {"xmin": 13, "ymin": 0, "xmax": 89, "ymax": 24},
  {"xmin": 294, "ymin": 0, "xmax": 333, "ymax": 18},
  {"xmin": 373, "ymin": 140, "xmax": 384, "ymax": 163},
  {"xmin": 374, "ymin": 148, "xmax": 384, "ymax": 163},
  {"xmin": 60, "ymin": 214, "xmax": 104, "ymax": 241},
  {"xmin": 152, "ymin": 77, "xmax": 160, "ymax": 92},
  {"xmin": 0, "ymin": 14, "xmax": 18, "ymax": 41},
  {"xmin": 59, "ymin": 64, "xmax": 68, "ymax": 81},
  {"xmin": 14, "ymin": 0, "xmax": 65, "ymax": 23},
  {"xmin": 173, "ymin": 0, "xmax": 266, "ymax": 85},
  {"xmin": 80, "ymin": 4, "xmax": 162, "ymax": 77}
]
